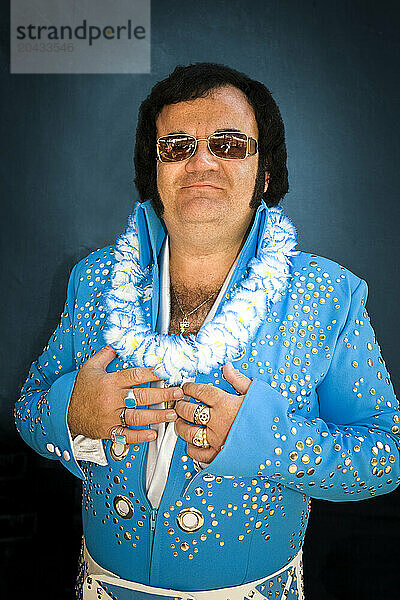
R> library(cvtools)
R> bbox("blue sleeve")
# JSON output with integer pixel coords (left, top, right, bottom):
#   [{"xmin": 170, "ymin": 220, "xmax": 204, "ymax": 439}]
[
  {"xmin": 14, "ymin": 262, "xmax": 86, "ymax": 480},
  {"xmin": 209, "ymin": 279, "xmax": 400, "ymax": 501}
]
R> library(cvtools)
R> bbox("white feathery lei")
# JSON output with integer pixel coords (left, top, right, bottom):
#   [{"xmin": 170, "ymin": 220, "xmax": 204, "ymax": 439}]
[{"xmin": 104, "ymin": 204, "xmax": 299, "ymax": 385}]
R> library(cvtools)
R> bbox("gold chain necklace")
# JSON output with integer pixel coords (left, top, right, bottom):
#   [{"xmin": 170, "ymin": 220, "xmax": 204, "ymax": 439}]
[{"xmin": 171, "ymin": 284, "xmax": 220, "ymax": 334}]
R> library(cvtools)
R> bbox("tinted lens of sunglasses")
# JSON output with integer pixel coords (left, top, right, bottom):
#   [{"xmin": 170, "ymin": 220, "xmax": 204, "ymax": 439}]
[
  {"xmin": 157, "ymin": 135, "xmax": 196, "ymax": 162},
  {"xmin": 209, "ymin": 132, "xmax": 248, "ymax": 159}
]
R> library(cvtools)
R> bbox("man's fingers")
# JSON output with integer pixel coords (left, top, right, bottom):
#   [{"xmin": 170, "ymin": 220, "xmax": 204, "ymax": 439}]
[
  {"xmin": 124, "ymin": 408, "xmax": 177, "ymax": 426},
  {"xmin": 174, "ymin": 399, "xmax": 197, "ymax": 422},
  {"xmin": 112, "ymin": 366, "xmax": 164, "ymax": 387},
  {"xmin": 222, "ymin": 362, "xmax": 252, "ymax": 395},
  {"xmin": 175, "ymin": 400, "xmax": 214, "ymax": 429},
  {"xmin": 87, "ymin": 345, "xmax": 118, "ymax": 370},
  {"xmin": 108, "ymin": 425, "xmax": 157, "ymax": 444},
  {"xmin": 119, "ymin": 385, "xmax": 184, "ymax": 407},
  {"xmin": 181, "ymin": 382, "xmax": 222, "ymax": 406},
  {"xmin": 186, "ymin": 442, "xmax": 218, "ymax": 463},
  {"xmin": 174, "ymin": 418, "xmax": 219, "ymax": 449}
]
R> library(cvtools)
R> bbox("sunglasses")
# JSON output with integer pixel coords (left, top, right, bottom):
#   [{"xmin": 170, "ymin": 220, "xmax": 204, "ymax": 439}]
[{"xmin": 156, "ymin": 130, "xmax": 258, "ymax": 163}]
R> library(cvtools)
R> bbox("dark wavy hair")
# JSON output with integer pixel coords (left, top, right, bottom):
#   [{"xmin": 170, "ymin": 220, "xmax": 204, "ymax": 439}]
[{"xmin": 134, "ymin": 62, "xmax": 289, "ymax": 216}]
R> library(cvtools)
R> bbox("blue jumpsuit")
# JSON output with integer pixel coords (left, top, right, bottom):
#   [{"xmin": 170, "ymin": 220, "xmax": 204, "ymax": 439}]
[{"xmin": 15, "ymin": 200, "xmax": 400, "ymax": 598}]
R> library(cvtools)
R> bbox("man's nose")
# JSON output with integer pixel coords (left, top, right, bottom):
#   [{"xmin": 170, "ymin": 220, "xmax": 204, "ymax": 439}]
[{"xmin": 185, "ymin": 139, "xmax": 219, "ymax": 171}]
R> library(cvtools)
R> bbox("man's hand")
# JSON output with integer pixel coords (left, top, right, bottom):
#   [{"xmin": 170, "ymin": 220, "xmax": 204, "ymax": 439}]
[
  {"xmin": 67, "ymin": 346, "xmax": 182, "ymax": 443},
  {"xmin": 174, "ymin": 363, "xmax": 252, "ymax": 463}
]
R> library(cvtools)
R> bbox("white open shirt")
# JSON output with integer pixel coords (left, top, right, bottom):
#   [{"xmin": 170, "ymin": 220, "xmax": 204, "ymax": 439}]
[{"xmin": 73, "ymin": 236, "xmax": 238, "ymax": 508}]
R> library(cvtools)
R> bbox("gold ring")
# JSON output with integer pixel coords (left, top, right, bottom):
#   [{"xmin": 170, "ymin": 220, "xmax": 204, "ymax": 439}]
[
  {"xmin": 192, "ymin": 427, "xmax": 210, "ymax": 449},
  {"xmin": 202, "ymin": 428, "xmax": 210, "ymax": 448},
  {"xmin": 193, "ymin": 404, "xmax": 210, "ymax": 426}
]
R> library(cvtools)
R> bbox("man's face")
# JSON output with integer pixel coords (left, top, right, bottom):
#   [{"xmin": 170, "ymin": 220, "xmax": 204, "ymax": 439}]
[{"xmin": 155, "ymin": 85, "xmax": 267, "ymax": 233}]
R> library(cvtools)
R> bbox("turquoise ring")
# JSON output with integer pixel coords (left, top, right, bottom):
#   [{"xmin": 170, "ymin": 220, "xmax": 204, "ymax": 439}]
[
  {"xmin": 111, "ymin": 426, "xmax": 127, "ymax": 445},
  {"xmin": 124, "ymin": 389, "xmax": 137, "ymax": 408}
]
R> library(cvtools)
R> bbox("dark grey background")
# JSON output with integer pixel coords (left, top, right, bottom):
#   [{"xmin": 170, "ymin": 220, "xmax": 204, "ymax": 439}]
[{"xmin": 1, "ymin": 0, "xmax": 399, "ymax": 598}]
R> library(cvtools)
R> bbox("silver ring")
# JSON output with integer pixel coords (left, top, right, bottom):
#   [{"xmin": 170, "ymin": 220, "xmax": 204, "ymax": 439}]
[
  {"xmin": 124, "ymin": 388, "xmax": 137, "ymax": 408},
  {"xmin": 120, "ymin": 408, "xmax": 127, "ymax": 428},
  {"xmin": 193, "ymin": 404, "xmax": 210, "ymax": 426},
  {"xmin": 111, "ymin": 426, "xmax": 127, "ymax": 445}
]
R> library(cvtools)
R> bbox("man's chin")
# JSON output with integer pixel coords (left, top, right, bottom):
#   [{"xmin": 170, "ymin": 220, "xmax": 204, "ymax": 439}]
[
  {"xmin": 176, "ymin": 196, "xmax": 227, "ymax": 224},
  {"xmin": 152, "ymin": 192, "xmax": 224, "ymax": 222}
]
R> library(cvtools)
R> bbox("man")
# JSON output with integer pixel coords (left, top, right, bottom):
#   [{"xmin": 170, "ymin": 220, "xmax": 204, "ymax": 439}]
[{"xmin": 15, "ymin": 63, "xmax": 400, "ymax": 600}]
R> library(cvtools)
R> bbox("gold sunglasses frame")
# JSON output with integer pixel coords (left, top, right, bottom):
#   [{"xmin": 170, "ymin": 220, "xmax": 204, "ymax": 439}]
[{"xmin": 156, "ymin": 130, "xmax": 258, "ymax": 162}]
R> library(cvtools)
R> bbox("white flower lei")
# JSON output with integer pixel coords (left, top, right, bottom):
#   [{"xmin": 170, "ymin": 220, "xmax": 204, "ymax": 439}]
[{"xmin": 104, "ymin": 204, "xmax": 299, "ymax": 385}]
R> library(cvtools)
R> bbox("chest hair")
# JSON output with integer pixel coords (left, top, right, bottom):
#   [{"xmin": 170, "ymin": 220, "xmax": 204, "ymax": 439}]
[{"xmin": 168, "ymin": 282, "xmax": 222, "ymax": 337}]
